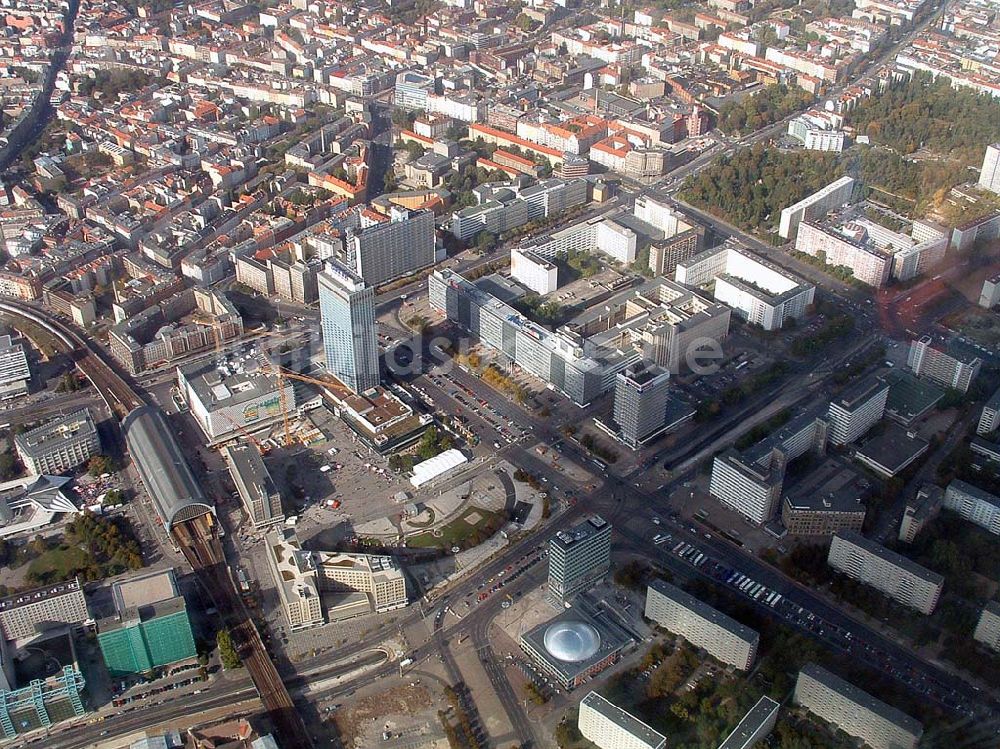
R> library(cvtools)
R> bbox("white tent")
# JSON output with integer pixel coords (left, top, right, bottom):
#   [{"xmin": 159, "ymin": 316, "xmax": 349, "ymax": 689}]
[{"xmin": 410, "ymin": 449, "xmax": 468, "ymax": 488}]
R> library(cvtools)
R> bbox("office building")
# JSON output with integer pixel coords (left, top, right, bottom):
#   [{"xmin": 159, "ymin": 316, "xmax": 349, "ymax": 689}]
[
  {"xmin": 675, "ymin": 243, "xmax": 814, "ymax": 331},
  {"xmin": 266, "ymin": 528, "xmax": 406, "ymax": 630},
  {"xmin": 977, "ymin": 386, "xmax": 1000, "ymax": 435},
  {"xmin": 177, "ymin": 357, "xmax": 295, "ymax": 444},
  {"xmin": 318, "ymin": 262, "xmax": 380, "ymax": 394},
  {"xmin": 979, "ymin": 144, "xmax": 1000, "ymax": 195},
  {"xmin": 943, "ymin": 479, "xmax": 1000, "ymax": 536},
  {"xmin": 898, "ymin": 484, "xmax": 942, "ymax": 543},
  {"xmin": 781, "ymin": 463, "xmax": 867, "ymax": 536},
  {"xmin": 520, "ymin": 608, "xmax": 631, "ymax": 690},
  {"xmin": 907, "ymin": 336, "xmax": 981, "ymax": 393},
  {"xmin": 511, "ymin": 247, "xmax": 559, "ymax": 295},
  {"xmin": 14, "ymin": 409, "xmax": 101, "ymax": 476},
  {"xmin": 828, "ymin": 531, "xmax": 944, "ymax": 614},
  {"xmin": 97, "ymin": 569, "xmax": 197, "ymax": 677},
  {"xmin": 0, "ymin": 632, "xmax": 86, "ymax": 739},
  {"xmin": 548, "ymin": 515, "xmax": 612, "ymax": 604},
  {"xmin": 613, "ymin": 363, "xmax": 673, "ymax": 449},
  {"xmin": 394, "ymin": 71, "xmax": 434, "ymax": 110},
  {"xmin": 633, "ymin": 196, "xmax": 703, "ymax": 276},
  {"xmin": 827, "ymin": 377, "xmax": 888, "ymax": 446},
  {"xmin": 973, "ymin": 601, "xmax": 1000, "ymax": 653},
  {"xmin": 778, "ymin": 176, "xmax": 855, "ymax": 239},
  {"xmin": 0, "ymin": 578, "xmax": 89, "ymax": 642},
  {"xmin": 266, "ymin": 528, "xmax": 324, "ymax": 631},
  {"xmin": 577, "ymin": 691, "xmax": 666, "ymax": 749},
  {"xmin": 793, "ymin": 663, "xmax": 922, "ymax": 749},
  {"xmin": 429, "ymin": 269, "xmax": 617, "ymax": 406},
  {"xmin": 717, "ymin": 696, "xmax": 780, "ymax": 749},
  {"xmin": 644, "ymin": 579, "xmax": 759, "ymax": 670},
  {"xmin": 565, "ymin": 277, "xmax": 731, "ymax": 375},
  {"xmin": 223, "ymin": 442, "xmax": 284, "ymax": 529},
  {"xmin": 0, "ymin": 335, "xmax": 30, "ymax": 400},
  {"xmin": 346, "ymin": 208, "xmax": 435, "ymax": 287}
]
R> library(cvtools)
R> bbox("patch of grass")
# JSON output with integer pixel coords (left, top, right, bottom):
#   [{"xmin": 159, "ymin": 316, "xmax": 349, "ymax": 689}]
[
  {"xmin": 406, "ymin": 506, "xmax": 505, "ymax": 549},
  {"xmin": 26, "ymin": 545, "xmax": 91, "ymax": 582}
]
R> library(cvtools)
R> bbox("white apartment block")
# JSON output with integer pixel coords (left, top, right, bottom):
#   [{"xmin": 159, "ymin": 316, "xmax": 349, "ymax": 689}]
[
  {"xmin": 795, "ymin": 221, "xmax": 891, "ymax": 287},
  {"xmin": 578, "ymin": 691, "xmax": 666, "ymax": 749},
  {"xmin": 907, "ymin": 336, "xmax": 981, "ymax": 393},
  {"xmin": 778, "ymin": 176, "xmax": 855, "ymax": 239},
  {"xmin": 794, "ymin": 664, "xmax": 922, "ymax": 749},
  {"xmin": 980, "ymin": 274, "xmax": 1000, "ymax": 309},
  {"xmin": 644, "ymin": 579, "xmax": 759, "ymax": 670},
  {"xmin": 973, "ymin": 601, "xmax": 1000, "ymax": 653},
  {"xmin": 943, "ymin": 480, "xmax": 1000, "ymax": 536},
  {"xmin": 978, "ymin": 143, "xmax": 1000, "ymax": 194},
  {"xmin": 709, "ymin": 450, "xmax": 782, "ymax": 525},
  {"xmin": 978, "ymin": 386, "xmax": 1000, "ymax": 435},
  {"xmin": 0, "ymin": 334, "xmax": 30, "ymax": 400},
  {"xmin": 826, "ymin": 376, "xmax": 888, "ymax": 446},
  {"xmin": 676, "ymin": 243, "xmax": 814, "ymax": 331},
  {"xmin": 828, "ymin": 531, "xmax": 944, "ymax": 614},
  {"xmin": 718, "ymin": 696, "xmax": 781, "ymax": 749},
  {"xmin": 451, "ymin": 198, "xmax": 529, "ymax": 242},
  {"xmin": 596, "ymin": 220, "xmax": 638, "ymax": 264},
  {"xmin": 511, "ymin": 247, "xmax": 559, "ymax": 295},
  {"xmin": 0, "ymin": 578, "xmax": 89, "ymax": 641}
]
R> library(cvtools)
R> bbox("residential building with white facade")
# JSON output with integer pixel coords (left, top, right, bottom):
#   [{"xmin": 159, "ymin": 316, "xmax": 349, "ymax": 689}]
[
  {"xmin": 907, "ymin": 336, "xmax": 981, "ymax": 393},
  {"xmin": 828, "ymin": 531, "xmax": 944, "ymax": 614},
  {"xmin": 511, "ymin": 247, "xmax": 559, "ymax": 295},
  {"xmin": 978, "ymin": 386, "xmax": 1000, "ymax": 435},
  {"xmin": 793, "ymin": 664, "xmax": 922, "ymax": 749},
  {"xmin": 826, "ymin": 376, "xmax": 888, "ymax": 445},
  {"xmin": 979, "ymin": 144, "xmax": 1000, "ymax": 195},
  {"xmin": 778, "ymin": 176, "xmax": 855, "ymax": 239},
  {"xmin": 973, "ymin": 601, "xmax": 1000, "ymax": 653},
  {"xmin": 644, "ymin": 579, "xmax": 759, "ymax": 670},
  {"xmin": 578, "ymin": 691, "xmax": 666, "ymax": 749},
  {"xmin": 675, "ymin": 243, "xmax": 814, "ymax": 331},
  {"xmin": 943, "ymin": 479, "xmax": 1000, "ymax": 536},
  {"xmin": 717, "ymin": 696, "xmax": 781, "ymax": 749}
]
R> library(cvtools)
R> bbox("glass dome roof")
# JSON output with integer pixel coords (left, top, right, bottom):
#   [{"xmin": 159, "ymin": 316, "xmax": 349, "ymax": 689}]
[{"xmin": 543, "ymin": 620, "xmax": 601, "ymax": 662}]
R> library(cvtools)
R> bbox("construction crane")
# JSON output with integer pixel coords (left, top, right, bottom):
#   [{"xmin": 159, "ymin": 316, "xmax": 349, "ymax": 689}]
[{"xmin": 260, "ymin": 362, "xmax": 343, "ymax": 447}]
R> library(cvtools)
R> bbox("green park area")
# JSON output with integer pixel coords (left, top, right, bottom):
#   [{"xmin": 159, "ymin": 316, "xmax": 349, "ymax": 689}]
[{"xmin": 406, "ymin": 506, "xmax": 505, "ymax": 550}]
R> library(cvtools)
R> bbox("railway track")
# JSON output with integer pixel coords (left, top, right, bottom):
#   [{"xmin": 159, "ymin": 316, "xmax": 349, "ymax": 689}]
[
  {"xmin": 0, "ymin": 300, "xmax": 145, "ymax": 414},
  {"xmin": 173, "ymin": 516, "xmax": 313, "ymax": 749}
]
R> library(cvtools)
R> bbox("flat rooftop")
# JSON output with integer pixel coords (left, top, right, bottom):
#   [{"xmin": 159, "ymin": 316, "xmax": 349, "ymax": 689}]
[
  {"xmin": 113, "ymin": 568, "xmax": 179, "ymax": 613},
  {"xmin": 784, "ymin": 460, "xmax": 868, "ymax": 513},
  {"xmin": 580, "ymin": 692, "xmax": 665, "ymax": 749},
  {"xmin": 854, "ymin": 423, "xmax": 929, "ymax": 475},
  {"xmin": 647, "ymin": 579, "xmax": 759, "ymax": 645},
  {"xmin": 799, "ymin": 663, "xmax": 922, "ymax": 737},
  {"xmin": 15, "ymin": 409, "xmax": 97, "ymax": 459},
  {"xmin": 885, "ymin": 370, "xmax": 943, "ymax": 425},
  {"xmin": 179, "ymin": 355, "xmax": 280, "ymax": 411},
  {"xmin": 551, "ymin": 515, "xmax": 610, "ymax": 552},
  {"xmin": 718, "ymin": 695, "xmax": 780, "ymax": 749}
]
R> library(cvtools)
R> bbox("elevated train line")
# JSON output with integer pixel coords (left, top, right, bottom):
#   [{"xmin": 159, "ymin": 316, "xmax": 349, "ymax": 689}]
[{"xmin": 173, "ymin": 516, "xmax": 313, "ymax": 749}]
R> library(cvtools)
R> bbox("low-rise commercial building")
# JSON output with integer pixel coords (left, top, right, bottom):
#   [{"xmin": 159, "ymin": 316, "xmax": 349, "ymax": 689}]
[
  {"xmin": 644, "ymin": 579, "xmax": 759, "ymax": 670},
  {"xmin": 223, "ymin": 442, "xmax": 284, "ymax": 529},
  {"xmin": 793, "ymin": 663, "xmax": 922, "ymax": 749},
  {"xmin": 781, "ymin": 463, "xmax": 867, "ymax": 536},
  {"xmin": 853, "ymin": 423, "xmax": 929, "ymax": 478},
  {"xmin": 578, "ymin": 691, "xmax": 666, "ymax": 749},
  {"xmin": 14, "ymin": 409, "xmax": 101, "ymax": 476},
  {"xmin": 828, "ymin": 531, "xmax": 944, "ymax": 614}
]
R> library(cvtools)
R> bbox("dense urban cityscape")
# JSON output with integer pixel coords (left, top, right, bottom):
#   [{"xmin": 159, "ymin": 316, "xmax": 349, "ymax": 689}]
[{"xmin": 0, "ymin": 0, "xmax": 998, "ymax": 746}]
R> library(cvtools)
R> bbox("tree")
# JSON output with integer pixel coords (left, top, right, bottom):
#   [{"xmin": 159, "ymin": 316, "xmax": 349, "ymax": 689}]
[
  {"xmin": 217, "ymin": 629, "xmax": 242, "ymax": 669},
  {"xmin": 474, "ymin": 231, "xmax": 497, "ymax": 253},
  {"xmin": 88, "ymin": 455, "xmax": 115, "ymax": 477}
]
